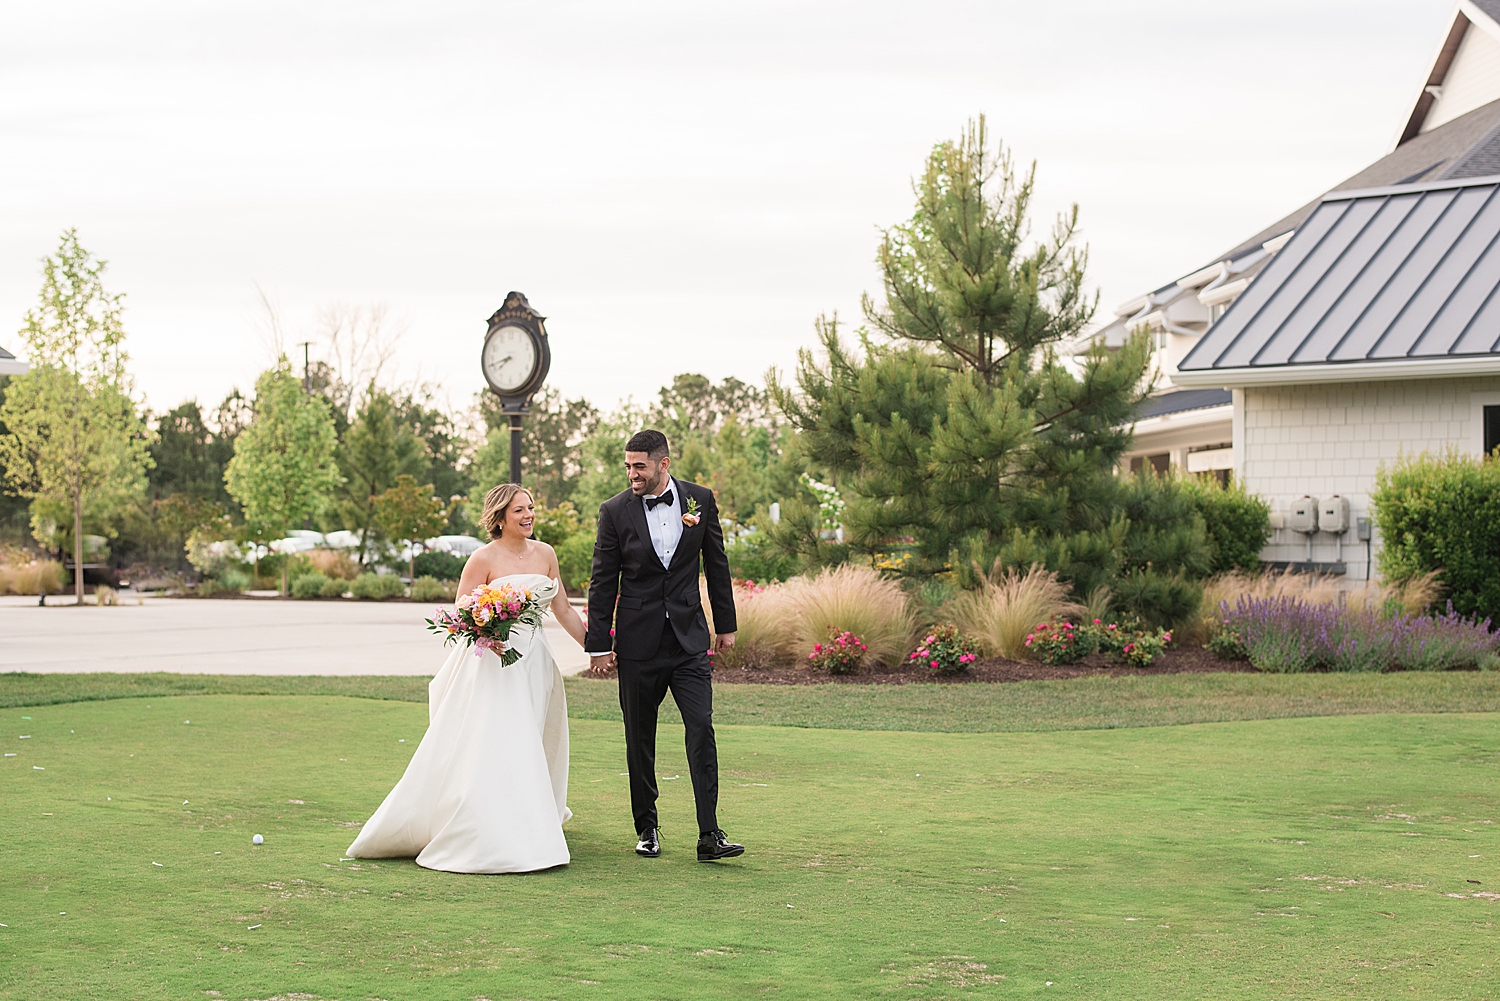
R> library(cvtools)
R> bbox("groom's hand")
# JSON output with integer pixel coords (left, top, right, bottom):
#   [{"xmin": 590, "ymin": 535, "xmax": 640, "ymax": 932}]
[
  {"xmin": 589, "ymin": 652, "xmax": 617, "ymax": 677},
  {"xmin": 714, "ymin": 633, "xmax": 736, "ymax": 653}
]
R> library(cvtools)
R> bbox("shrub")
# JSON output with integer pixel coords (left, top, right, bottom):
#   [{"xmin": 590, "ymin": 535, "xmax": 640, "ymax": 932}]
[
  {"xmin": 1119, "ymin": 628, "xmax": 1169, "ymax": 668},
  {"xmin": 943, "ymin": 564, "xmax": 1082, "ymax": 660},
  {"xmin": 808, "ymin": 629, "xmax": 867, "ymax": 675},
  {"xmin": 94, "ymin": 585, "xmax": 119, "ymax": 606},
  {"xmin": 351, "ymin": 572, "xmax": 406, "ymax": 600},
  {"xmin": 320, "ymin": 575, "xmax": 347, "ymax": 598},
  {"xmin": 532, "ymin": 500, "xmax": 583, "ymax": 545},
  {"xmin": 554, "ymin": 531, "xmax": 594, "ymax": 593},
  {"xmin": 412, "ymin": 550, "xmax": 467, "ymax": 582},
  {"xmin": 1179, "ymin": 475, "xmax": 1273, "ymax": 574},
  {"xmin": 727, "ymin": 531, "xmax": 798, "ymax": 584},
  {"xmin": 1024, "ymin": 621, "xmax": 1091, "ymax": 665},
  {"xmin": 410, "ymin": 576, "xmax": 456, "ymax": 603},
  {"xmin": 1372, "ymin": 449, "xmax": 1500, "ymax": 619},
  {"xmin": 1206, "ymin": 628, "xmax": 1248, "ymax": 660},
  {"xmin": 781, "ymin": 564, "xmax": 916, "ymax": 668},
  {"xmin": 292, "ymin": 572, "xmax": 330, "ymax": 600},
  {"xmin": 217, "ymin": 569, "xmax": 250, "ymax": 593},
  {"xmin": 908, "ymin": 623, "xmax": 980, "ymax": 674},
  {"xmin": 308, "ymin": 549, "xmax": 361, "ymax": 580}
]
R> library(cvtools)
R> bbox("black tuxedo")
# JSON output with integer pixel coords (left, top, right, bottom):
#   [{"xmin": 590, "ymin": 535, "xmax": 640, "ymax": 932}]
[{"xmin": 586, "ymin": 479, "xmax": 737, "ymax": 835}]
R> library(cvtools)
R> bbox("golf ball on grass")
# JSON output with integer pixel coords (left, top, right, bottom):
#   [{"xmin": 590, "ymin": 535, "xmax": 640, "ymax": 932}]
[{"xmin": 252, "ymin": 834, "xmax": 264, "ymax": 845}]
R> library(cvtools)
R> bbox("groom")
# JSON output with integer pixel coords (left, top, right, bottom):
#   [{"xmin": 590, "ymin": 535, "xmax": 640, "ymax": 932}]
[{"xmin": 585, "ymin": 429, "xmax": 744, "ymax": 862}]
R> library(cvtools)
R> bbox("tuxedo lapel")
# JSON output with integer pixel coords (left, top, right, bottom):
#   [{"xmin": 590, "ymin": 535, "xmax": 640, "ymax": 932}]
[
  {"xmin": 623, "ymin": 490, "xmax": 656, "ymax": 569},
  {"xmin": 667, "ymin": 482, "xmax": 703, "ymax": 574}
]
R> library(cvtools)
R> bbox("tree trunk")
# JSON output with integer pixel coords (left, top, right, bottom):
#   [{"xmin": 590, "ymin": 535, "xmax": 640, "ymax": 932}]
[
  {"xmin": 73, "ymin": 487, "xmax": 85, "ymax": 605},
  {"xmin": 281, "ymin": 558, "xmax": 289, "ymax": 597}
]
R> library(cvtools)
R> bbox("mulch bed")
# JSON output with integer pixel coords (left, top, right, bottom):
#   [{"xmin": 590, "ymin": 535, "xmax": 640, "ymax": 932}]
[{"xmin": 711, "ymin": 645, "xmax": 1249, "ymax": 685}]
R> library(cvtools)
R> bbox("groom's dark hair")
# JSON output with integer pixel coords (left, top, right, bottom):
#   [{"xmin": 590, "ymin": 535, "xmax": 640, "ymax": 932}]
[{"xmin": 625, "ymin": 429, "xmax": 670, "ymax": 461}]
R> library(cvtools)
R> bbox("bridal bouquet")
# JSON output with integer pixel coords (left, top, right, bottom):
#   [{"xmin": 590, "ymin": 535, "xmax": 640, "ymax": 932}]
[{"xmin": 425, "ymin": 581, "xmax": 544, "ymax": 666}]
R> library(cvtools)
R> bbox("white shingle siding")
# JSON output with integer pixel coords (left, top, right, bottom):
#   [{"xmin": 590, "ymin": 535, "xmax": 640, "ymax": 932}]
[{"xmin": 1240, "ymin": 375, "xmax": 1500, "ymax": 580}]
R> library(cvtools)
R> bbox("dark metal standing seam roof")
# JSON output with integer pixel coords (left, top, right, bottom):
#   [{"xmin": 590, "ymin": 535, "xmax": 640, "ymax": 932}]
[
  {"xmin": 1136, "ymin": 388, "xmax": 1233, "ymax": 418},
  {"xmin": 1178, "ymin": 175, "xmax": 1500, "ymax": 371},
  {"xmin": 0, "ymin": 346, "xmax": 15, "ymax": 361}
]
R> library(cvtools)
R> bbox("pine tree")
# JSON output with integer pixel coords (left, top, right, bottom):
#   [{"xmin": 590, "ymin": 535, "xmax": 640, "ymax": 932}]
[{"xmin": 769, "ymin": 119, "xmax": 1210, "ymax": 624}]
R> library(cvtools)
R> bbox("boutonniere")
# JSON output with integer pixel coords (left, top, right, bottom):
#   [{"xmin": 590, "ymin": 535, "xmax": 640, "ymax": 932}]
[{"xmin": 681, "ymin": 497, "xmax": 702, "ymax": 527}]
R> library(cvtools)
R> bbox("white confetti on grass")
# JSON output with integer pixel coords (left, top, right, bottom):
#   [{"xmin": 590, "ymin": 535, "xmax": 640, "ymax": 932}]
[
  {"xmin": 33, "ymin": 766, "xmax": 43, "ymax": 771},
  {"xmin": 247, "ymin": 924, "xmax": 261, "ymax": 930},
  {"xmin": 152, "ymin": 862, "xmax": 163, "ymax": 867}
]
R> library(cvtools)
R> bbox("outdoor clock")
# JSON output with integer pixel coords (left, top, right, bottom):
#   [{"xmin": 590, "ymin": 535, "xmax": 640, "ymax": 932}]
[
  {"xmin": 481, "ymin": 291, "xmax": 550, "ymax": 408},
  {"xmin": 480, "ymin": 291, "xmax": 551, "ymax": 485}
]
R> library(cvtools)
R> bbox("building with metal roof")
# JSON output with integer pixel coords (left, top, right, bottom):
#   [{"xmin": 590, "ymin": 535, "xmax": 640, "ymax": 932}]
[{"xmin": 1095, "ymin": 0, "xmax": 1500, "ymax": 576}]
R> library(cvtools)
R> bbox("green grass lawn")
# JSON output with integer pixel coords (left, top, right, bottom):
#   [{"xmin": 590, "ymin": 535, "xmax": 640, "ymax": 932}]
[
  {"xmin": 5, "ymin": 669, "xmax": 1500, "ymax": 732},
  {"xmin": 1, "ymin": 680, "xmax": 1498, "ymax": 999}
]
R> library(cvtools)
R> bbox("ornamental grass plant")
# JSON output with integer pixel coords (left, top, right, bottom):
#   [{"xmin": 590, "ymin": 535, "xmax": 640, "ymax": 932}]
[
  {"xmin": 0, "ymin": 558, "xmax": 67, "ymax": 596},
  {"xmin": 1184, "ymin": 569, "xmax": 1444, "ymax": 646},
  {"xmin": 943, "ymin": 563, "xmax": 1083, "ymax": 660},
  {"xmin": 782, "ymin": 564, "xmax": 916, "ymax": 669},
  {"xmin": 702, "ymin": 579, "xmax": 789, "ymax": 669}
]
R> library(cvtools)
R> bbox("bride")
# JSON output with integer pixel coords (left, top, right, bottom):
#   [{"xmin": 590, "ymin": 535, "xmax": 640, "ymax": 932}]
[{"xmin": 347, "ymin": 483, "xmax": 587, "ymax": 873}]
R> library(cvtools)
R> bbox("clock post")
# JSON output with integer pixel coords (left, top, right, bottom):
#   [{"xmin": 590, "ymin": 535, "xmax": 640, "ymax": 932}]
[{"xmin": 480, "ymin": 291, "xmax": 551, "ymax": 488}]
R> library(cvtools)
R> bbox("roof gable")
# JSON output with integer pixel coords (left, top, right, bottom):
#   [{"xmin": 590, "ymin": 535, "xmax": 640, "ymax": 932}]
[
  {"xmin": 1399, "ymin": 1, "xmax": 1500, "ymax": 146},
  {"xmin": 1178, "ymin": 175, "xmax": 1500, "ymax": 376}
]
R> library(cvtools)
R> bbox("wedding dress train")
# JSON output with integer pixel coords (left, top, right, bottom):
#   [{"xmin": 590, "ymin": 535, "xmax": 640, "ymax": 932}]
[{"xmin": 347, "ymin": 573, "xmax": 571, "ymax": 873}]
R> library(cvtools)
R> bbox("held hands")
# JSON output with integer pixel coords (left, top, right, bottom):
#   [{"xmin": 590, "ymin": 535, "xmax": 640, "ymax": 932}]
[{"xmin": 588, "ymin": 652, "xmax": 617, "ymax": 677}]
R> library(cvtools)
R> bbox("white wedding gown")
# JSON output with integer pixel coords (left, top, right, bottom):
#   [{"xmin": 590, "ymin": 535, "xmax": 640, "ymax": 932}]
[{"xmin": 347, "ymin": 573, "xmax": 571, "ymax": 873}]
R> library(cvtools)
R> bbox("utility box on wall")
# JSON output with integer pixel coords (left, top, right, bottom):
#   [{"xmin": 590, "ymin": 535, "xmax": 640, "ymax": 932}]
[
  {"xmin": 1319, "ymin": 495, "xmax": 1350, "ymax": 534},
  {"xmin": 1287, "ymin": 495, "xmax": 1318, "ymax": 534}
]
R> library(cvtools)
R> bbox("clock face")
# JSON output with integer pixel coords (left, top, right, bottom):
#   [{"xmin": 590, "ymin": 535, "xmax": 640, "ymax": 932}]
[{"xmin": 482, "ymin": 324, "xmax": 538, "ymax": 393}]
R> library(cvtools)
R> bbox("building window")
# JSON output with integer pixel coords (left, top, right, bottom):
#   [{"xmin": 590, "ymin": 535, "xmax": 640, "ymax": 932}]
[
  {"xmin": 1129, "ymin": 453, "xmax": 1170, "ymax": 475},
  {"xmin": 1486, "ymin": 404, "xmax": 1500, "ymax": 456}
]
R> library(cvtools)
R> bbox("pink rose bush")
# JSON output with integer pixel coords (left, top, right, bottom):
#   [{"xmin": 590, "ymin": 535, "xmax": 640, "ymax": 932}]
[
  {"xmin": 908, "ymin": 623, "xmax": 981, "ymax": 675},
  {"xmin": 808, "ymin": 629, "xmax": 867, "ymax": 675}
]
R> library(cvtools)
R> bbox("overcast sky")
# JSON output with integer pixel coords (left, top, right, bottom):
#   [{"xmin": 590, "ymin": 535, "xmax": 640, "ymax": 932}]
[{"xmin": 0, "ymin": 0, "xmax": 1454, "ymax": 418}]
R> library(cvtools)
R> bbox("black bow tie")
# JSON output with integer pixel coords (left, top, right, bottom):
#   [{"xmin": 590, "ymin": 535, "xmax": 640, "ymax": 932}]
[{"xmin": 645, "ymin": 489, "xmax": 674, "ymax": 510}]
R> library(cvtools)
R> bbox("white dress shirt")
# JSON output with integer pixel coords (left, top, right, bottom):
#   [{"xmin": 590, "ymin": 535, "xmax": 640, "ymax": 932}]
[{"xmin": 643, "ymin": 478, "xmax": 684, "ymax": 569}]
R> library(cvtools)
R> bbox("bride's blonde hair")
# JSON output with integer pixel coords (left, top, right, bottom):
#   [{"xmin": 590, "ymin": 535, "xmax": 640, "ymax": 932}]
[{"xmin": 480, "ymin": 483, "xmax": 533, "ymax": 539}]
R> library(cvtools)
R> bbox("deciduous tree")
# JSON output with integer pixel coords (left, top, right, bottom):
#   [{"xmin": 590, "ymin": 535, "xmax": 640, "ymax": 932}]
[
  {"xmin": 0, "ymin": 230, "xmax": 151, "ymax": 603},
  {"xmin": 374, "ymin": 474, "xmax": 453, "ymax": 582},
  {"xmin": 225, "ymin": 359, "xmax": 340, "ymax": 594}
]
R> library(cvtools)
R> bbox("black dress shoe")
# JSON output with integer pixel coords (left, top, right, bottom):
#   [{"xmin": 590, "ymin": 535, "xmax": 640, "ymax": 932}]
[
  {"xmin": 636, "ymin": 828, "xmax": 661, "ymax": 857},
  {"xmin": 696, "ymin": 829, "xmax": 745, "ymax": 862}
]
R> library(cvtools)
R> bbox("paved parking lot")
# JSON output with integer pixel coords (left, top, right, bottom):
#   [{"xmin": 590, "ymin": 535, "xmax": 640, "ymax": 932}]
[{"xmin": 0, "ymin": 595, "xmax": 590, "ymax": 676}]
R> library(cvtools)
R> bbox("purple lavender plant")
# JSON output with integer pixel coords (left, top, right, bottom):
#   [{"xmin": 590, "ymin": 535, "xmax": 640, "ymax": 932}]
[{"xmin": 1220, "ymin": 596, "xmax": 1498, "ymax": 673}]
